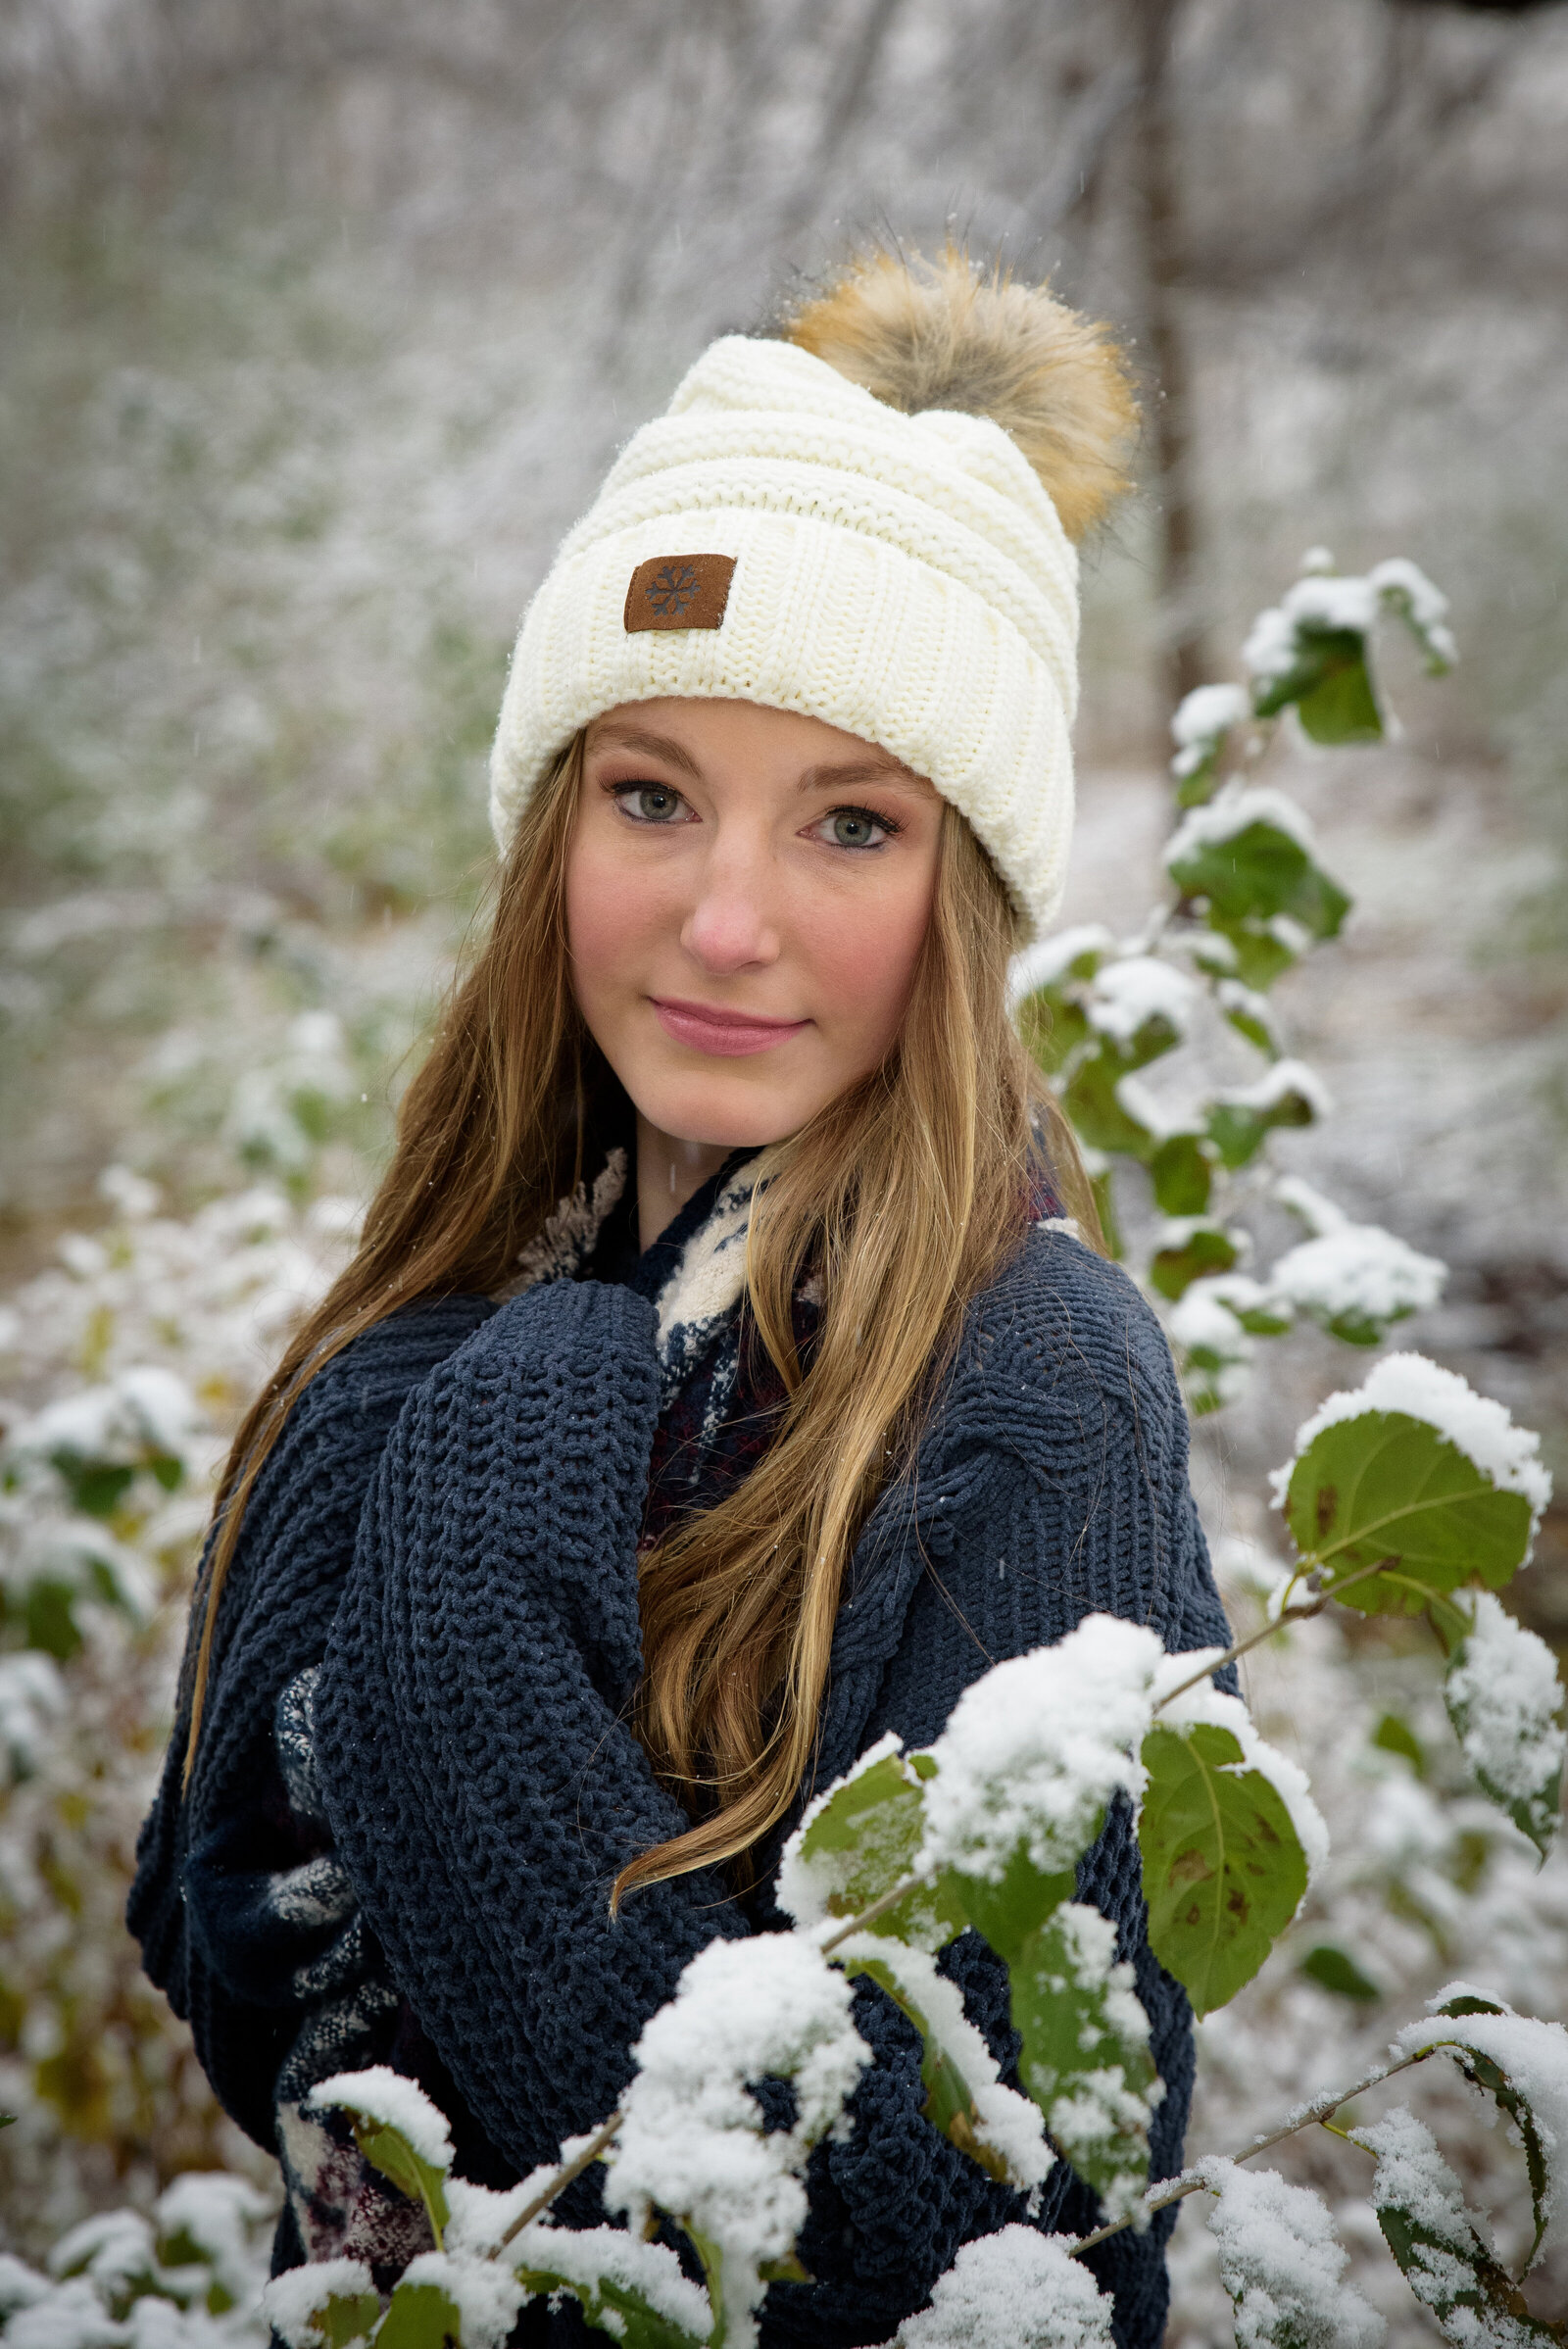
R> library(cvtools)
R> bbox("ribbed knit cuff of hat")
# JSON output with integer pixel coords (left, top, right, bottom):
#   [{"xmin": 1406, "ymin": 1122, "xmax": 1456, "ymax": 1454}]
[{"xmin": 488, "ymin": 334, "xmax": 1080, "ymax": 944}]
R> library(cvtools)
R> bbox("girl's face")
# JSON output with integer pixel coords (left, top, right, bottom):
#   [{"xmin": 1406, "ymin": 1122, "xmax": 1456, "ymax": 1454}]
[{"xmin": 566, "ymin": 699, "xmax": 945, "ymax": 1149}]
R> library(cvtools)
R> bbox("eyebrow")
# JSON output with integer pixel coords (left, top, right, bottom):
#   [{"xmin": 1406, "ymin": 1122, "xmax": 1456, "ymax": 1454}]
[
  {"xmin": 797, "ymin": 758, "xmax": 933, "ymax": 796},
  {"xmin": 587, "ymin": 724, "xmax": 705, "ymax": 780},
  {"xmin": 588, "ymin": 723, "xmax": 931, "ymax": 797}
]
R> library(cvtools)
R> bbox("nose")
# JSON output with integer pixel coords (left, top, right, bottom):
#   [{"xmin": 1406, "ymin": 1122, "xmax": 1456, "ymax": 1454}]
[{"xmin": 680, "ymin": 831, "xmax": 781, "ymax": 976}]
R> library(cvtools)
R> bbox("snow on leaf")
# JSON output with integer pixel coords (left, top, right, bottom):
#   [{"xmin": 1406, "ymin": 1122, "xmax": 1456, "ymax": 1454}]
[
  {"xmin": 1282, "ymin": 1355, "xmax": 1550, "ymax": 1527},
  {"xmin": 829, "ymin": 1933, "xmax": 1054, "ymax": 2191},
  {"xmin": 1369, "ymin": 559, "xmax": 1458, "ymax": 673},
  {"xmin": 1396, "ymin": 1988, "xmax": 1568, "ymax": 2268},
  {"xmin": 262, "ymin": 2260, "xmax": 380, "ymax": 2349},
  {"xmin": 893, "ymin": 2227, "xmax": 1115, "ymax": 2348},
  {"xmin": 1267, "ymin": 1224, "xmax": 1446, "ymax": 1347},
  {"xmin": 446, "ymin": 2179, "xmax": 711, "ymax": 2345},
  {"xmin": 1350, "ymin": 2106, "xmax": 1556, "ymax": 2345},
  {"xmin": 1150, "ymin": 1217, "xmax": 1246, "ymax": 1301},
  {"xmin": 380, "ymin": 2253, "xmax": 523, "ymax": 2349},
  {"xmin": 1206, "ymin": 1060, "xmax": 1332, "ymax": 1171},
  {"xmin": 1006, "ymin": 1902, "xmax": 1160, "ymax": 2224},
  {"xmin": 152, "ymin": 2174, "xmax": 273, "ymax": 2315},
  {"xmin": 1007, "ymin": 925, "xmax": 1116, "ymax": 1007},
  {"xmin": 1272, "ymin": 1355, "xmax": 1548, "ymax": 1618},
  {"xmin": 1166, "ymin": 788, "xmax": 1350, "ymax": 988},
  {"xmin": 1197, "ymin": 2157, "xmax": 1385, "ymax": 2348},
  {"xmin": 306, "ymin": 2068, "xmax": 454, "ymax": 2243},
  {"xmin": 1445, "ymin": 1592, "xmax": 1565, "ymax": 1859},
  {"xmin": 5, "ymin": 2276, "xmax": 130, "ymax": 2349},
  {"xmin": 603, "ymin": 1934, "xmax": 870, "ymax": 2349},
  {"xmin": 1083, "ymin": 956, "xmax": 1199, "ymax": 1048},
  {"xmin": 1170, "ymin": 682, "xmax": 1251, "ymax": 804},
  {"xmin": 918, "ymin": 1615, "xmax": 1162, "ymax": 1887}
]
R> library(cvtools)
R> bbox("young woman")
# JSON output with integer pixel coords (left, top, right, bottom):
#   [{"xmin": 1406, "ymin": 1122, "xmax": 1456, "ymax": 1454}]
[{"xmin": 130, "ymin": 249, "xmax": 1234, "ymax": 2349}]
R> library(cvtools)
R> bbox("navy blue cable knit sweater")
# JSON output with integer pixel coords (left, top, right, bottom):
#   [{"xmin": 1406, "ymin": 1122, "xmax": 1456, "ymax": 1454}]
[{"xmin": 128, "ymin": 1155, "xmax": 1233, "ymax": 2349}]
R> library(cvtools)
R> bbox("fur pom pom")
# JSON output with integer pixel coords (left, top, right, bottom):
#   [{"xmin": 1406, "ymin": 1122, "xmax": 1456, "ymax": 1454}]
[{"xmin": 781, "ymin": 245, "xmax": 1137, "ymax": 543}]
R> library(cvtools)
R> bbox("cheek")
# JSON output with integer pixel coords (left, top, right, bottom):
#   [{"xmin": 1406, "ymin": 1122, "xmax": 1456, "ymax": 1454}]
[
  {"xmin": 797, "ymin": 870, "xmax": 935, "ymax": 1067},
  {"xmin": 564, "ymin": 829, "xmax": 671, "ymax": 1013}
]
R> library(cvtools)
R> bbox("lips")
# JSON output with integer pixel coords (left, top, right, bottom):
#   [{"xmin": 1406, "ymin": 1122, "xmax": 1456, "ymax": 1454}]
[{"xmin": 651, "ymin": 998, "xmax": 810, "ymax": 1057}]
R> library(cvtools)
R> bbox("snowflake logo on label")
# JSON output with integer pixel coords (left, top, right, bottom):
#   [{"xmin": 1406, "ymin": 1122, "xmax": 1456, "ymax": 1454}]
[{"xmin": 646, "ymin": 562, "xmax": 701, "ymax": 617}]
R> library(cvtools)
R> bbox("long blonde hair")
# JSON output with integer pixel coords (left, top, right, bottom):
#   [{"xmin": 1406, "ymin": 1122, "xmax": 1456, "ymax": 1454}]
[{"xmin": 182, "ymin": 735, "xmax": 1100, "ymax": 1890}]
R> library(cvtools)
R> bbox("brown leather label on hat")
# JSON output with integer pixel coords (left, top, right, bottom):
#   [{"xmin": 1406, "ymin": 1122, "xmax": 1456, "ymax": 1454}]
[{"xmin": 624, "ymin": 554, "xmax": 736, "ymax": 633}]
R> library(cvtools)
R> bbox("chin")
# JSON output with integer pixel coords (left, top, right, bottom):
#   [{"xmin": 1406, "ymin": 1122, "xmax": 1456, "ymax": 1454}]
[{"xmin": 634, "ymin": 1071, "xmax": 815, "ymax": 1150}]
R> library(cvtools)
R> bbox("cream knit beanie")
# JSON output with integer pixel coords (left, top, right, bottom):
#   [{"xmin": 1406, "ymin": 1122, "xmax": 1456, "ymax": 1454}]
[{"xmin": 489, "ymin": 251, "xmax": 1135, "ymax": 942}]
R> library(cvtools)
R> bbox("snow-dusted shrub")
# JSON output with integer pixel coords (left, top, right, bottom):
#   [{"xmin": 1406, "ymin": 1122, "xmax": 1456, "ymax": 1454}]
[
  {"xmin": 1012, "ymin": 549, "xmax": 1456, "ymax": 1410},
  {"xmin": 0, "ymin": 1169, "xmax": 353, "ymax": 2248},
  {"xmin": 0, "ymin": 2171, "xmax": 274, "ymax": 2349}
]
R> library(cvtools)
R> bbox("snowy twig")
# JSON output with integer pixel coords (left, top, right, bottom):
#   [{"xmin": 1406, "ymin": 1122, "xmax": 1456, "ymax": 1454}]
[
  {"xmin": 496, "ymin": 2109, "xmax": 626, "ymax": 2248},
  {"xmin": 1152, "ymin": 1552, "xmax": 1400, "ymax": 1713},
  {"xmin": 1066, "ymin": 2050, "xmax": 1431, "ymax": 2256}
]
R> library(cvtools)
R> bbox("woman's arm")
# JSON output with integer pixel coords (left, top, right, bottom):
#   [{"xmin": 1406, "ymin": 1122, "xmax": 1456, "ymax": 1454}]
[
  {"xmin": 312, "ymin": 1279, "xmax": 750, "ymax": 2185},
  {"xmin": 126, "ymin": 1293, "xmax": 499, "ymax": 2147}
]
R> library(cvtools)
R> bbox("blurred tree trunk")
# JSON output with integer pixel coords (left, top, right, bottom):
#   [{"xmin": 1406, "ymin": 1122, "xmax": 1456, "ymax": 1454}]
[{"xmin": 1126, "ymin": 0, "xmax": 1207, "ymax": 710}]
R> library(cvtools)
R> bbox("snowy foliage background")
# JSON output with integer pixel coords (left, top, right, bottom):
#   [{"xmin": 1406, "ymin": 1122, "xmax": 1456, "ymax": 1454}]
[{"xmin": 2, "ymin": 0, "xmax": 1566, "ymax": 2337}]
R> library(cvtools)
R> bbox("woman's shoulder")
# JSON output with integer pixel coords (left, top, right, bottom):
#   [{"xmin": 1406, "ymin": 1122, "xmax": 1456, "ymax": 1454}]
[
  {"xmin": 935, "ymin": 1223, "xmax": 1188, "ymax": 1464},
  {"xmin": 274, "ymin": 1292, "xmax": 500, "ymax": 1449}
]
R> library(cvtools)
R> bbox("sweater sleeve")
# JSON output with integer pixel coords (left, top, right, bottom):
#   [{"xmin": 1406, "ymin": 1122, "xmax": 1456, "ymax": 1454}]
[
  {"xmin": 125, "ymin": 1293, "xmax": 499, "ymax": 2148},
  {"xmin": 311, "ymin": 1278, "xmax": 751, "ymax": 2187}
]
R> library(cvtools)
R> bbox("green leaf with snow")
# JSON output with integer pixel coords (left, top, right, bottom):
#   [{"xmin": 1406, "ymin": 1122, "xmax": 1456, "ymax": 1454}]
[
  {"xmin": 374, "ymin": 2278, "xmax": 461, "ymax": 2349},
  {"xmin": 1445, "ymin": 1593, "xmax": 1564, "ymax": 1860},
  {"xmin": 1255, "ymin": 625, "xmax": 1385, "ymax": 745},
  {"xmin": 1150, "ymin": 1220, "xmax": 1242, "ymax": 1301},
  {"xmin": 1165, "ymin": 803, "xmax": 1350, "ymax": 960},
  {"xmin": 834, "ymin": 1937, "xmax": 1053, "ymax": 2192},
  {"xmin": 845, "ymin": 1951, "xmax": 1010, "ymax": 2184},
  {"xmin": 1007, "ymin": 1903, "xmax": 1158, "ymax": 2221},
  {"xmin": 307, "ymin": 2286, "xmax": 384, "ymax": 2349},
  {"xmin": 1396, "ymin": 1992, "xmax": 1568, "ymax": 2276},
  {"xmin": 946, "ymin": 1845, "xmax": 1078, "ymax": 1975},
  {"xmin": 1279, "ymin": 1357, "xmax": 1548, "ymax": 1618},
  {"xmin": 1268, "ymin": 1209, "xmax": 1446, "ymax": 1347},
  {"xmin": 777, "ymin": 1739, "xmax": 965, "ymax": 1950},
  {"xmin": 352, "ymin": 2120, "xmax": 451, "ymax": 2246},
  {"xmin": 514, "ymin": 2267, "xmax": 709, "ymax": 2349},
  {"xmin": 1214, "ymin": 977, "xmax": 1282, "ymax": 1057},
  {"xmin": 1138, "ymin": 1722, "xmax": 1312, "ymax": 2017},
  {"xmin": 1351, "ymin": 2105, "xmax": 1562, "ymax": 2342},
  {"xmin": 1370, "ymin": 558, "xmax": 1458, "ymax": 677},
  {"xmin": 307, "ymin": 2073, "xmax": 454, "ymax": 2247},
  {"xmin": 264, "ymin": 2258, "xmax": 384, "ymax": 2349},
  {"xmin": 1205, "ymin": 1063, "xmax": 1326, "ymax": 1171},
  {"xmin": 1170, "ymin": 683, "xmax": 1250, "ymax": 807},
  {"xmin": 1059, "ymin": 1047, "xmax": 1160, "ymax": 1160}
]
